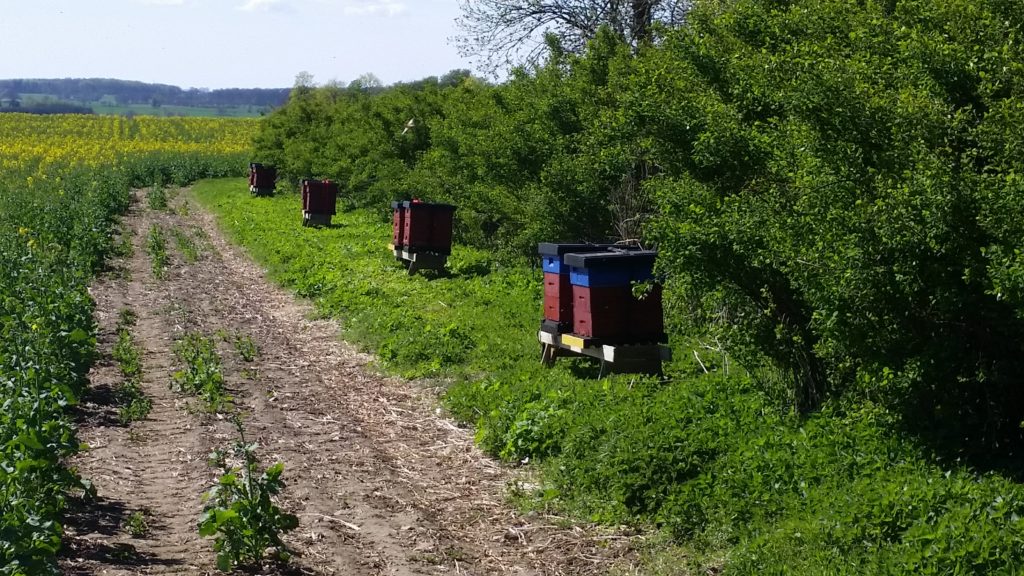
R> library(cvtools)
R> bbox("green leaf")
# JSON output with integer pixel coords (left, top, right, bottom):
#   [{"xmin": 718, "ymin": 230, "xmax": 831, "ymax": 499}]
[
  {"xmin": 16, "ymin": 431, "xmax": 44, "ymax": 451},
  {"xmin": 216, "ymin": 552, "xmax": 233, "ymax": 572},
  {"xmin": 215, "ymin": 508, "xmax": 239, "ymax": 524}
]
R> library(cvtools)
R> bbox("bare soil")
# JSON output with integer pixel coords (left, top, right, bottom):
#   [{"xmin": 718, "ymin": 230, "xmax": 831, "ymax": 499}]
[{"xmin": 59, "ymin": 189, "xmax": 639, "ymax": 575}]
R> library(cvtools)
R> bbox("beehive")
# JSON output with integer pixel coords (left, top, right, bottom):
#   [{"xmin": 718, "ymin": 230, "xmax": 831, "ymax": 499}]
[
  {"xmin": 563, "ymin": 250, "xmax": 662, "ymax": 342},
  {"xmin": 401, "ymin": 201, "xmax": 456, "ymax": 255},
  {"xmin": 537, "ymin": 243, "xmax": 617, "ymax": 334},
  {"xmin": 249, "ymin": 162, "xmax": 276, "ymax": 191},
  {"xmin": 301, "ymin": 179, "xmax": 338, "ymax": 216}
]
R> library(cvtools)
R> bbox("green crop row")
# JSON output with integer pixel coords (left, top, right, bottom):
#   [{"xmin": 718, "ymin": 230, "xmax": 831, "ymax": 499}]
[
  {"xmin": 0, "ymin": 169, "xmax": 127, "ymax": 574},
  {"xmin": 112, "ymin": 309, "xmax": 151, "ymax": 425}
]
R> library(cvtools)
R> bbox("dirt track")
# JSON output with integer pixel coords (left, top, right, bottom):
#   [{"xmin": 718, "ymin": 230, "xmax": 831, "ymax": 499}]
[{"xmin": 59, "ymin": 189, "xmax": 636, "ymax": 575}]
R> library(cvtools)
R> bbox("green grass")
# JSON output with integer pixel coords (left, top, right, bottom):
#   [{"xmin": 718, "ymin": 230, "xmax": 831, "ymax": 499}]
[
  {"xmin": 193, "ymin": 178, "xmax": 1024, "ymax": 575},
  {"xmin": 196, "ymin": 179, "xmax": 543, "ymax": 382}
]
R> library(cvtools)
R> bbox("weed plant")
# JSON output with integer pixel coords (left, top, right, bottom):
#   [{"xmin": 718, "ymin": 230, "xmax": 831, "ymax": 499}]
[
  {"xmin": 199, "ymin": 417, "xmax": 298, "ymax": 570},
  {"xmin": 112, "ymin": 329, "xmax": 141, "ymax": 379},
  {"xmin": 171, "ymin": 228, "xmax": 200, "ymax": 263},
  {"xmin": 117, "ymin": 308, "xmax": 137, "ymax": 328},
  {"xmin": 111, "ymin": 312, "xmax": 151, "ymax": 424},
  {"xmin": 146, "ymin": 185, "xmax": 168, "ymax": 211},
  {"xmin": 172, "ymin": 333, "xmax": 231, "ymax": 413},
  {"xmin": 146, "ymin": 224, "xmax": 168, "ymax": 279},
  {"xmin": 112, "ymin": 231, "xmax": 134, "ymax": 259},
  {"xmin": 116, "ymin": 380, "xmax": 152, "ymax": 425},
  {"xmin": 124, "ymin": 510, "xmax": 149, "ymax": 538},
  {"xmin": 233, "ymin": 334, "xmax": 258, "ymax": 362}
]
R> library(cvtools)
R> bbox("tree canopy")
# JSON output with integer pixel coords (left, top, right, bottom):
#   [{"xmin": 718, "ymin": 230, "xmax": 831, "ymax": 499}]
[{"xmin": 454, "ymin": 0, "xmax": 690, "ymax": 71}]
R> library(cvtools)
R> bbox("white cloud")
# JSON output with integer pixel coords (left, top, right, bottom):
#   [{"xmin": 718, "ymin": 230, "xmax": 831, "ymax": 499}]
[
  {"xmin": 238, "ymin": 0, "xmax": 293, "ymax": 12},
  {"xmin": 342, "ymin": 0, "xmax": 406, "ymax": 17},
  {"xmin": 138, "ymin": 0, "xmax": 186, "ymax": 5}
]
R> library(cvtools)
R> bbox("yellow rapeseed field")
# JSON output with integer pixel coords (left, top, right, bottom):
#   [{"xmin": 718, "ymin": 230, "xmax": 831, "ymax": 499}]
[{"xmin": 0, "ymin": 113, "xmax": 255, "ymax": 183}]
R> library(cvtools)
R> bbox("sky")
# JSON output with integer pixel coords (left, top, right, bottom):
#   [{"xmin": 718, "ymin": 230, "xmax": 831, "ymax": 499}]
[{"xmin": 0, "ymin": 0, "xmax": 474, "ymax": 89}]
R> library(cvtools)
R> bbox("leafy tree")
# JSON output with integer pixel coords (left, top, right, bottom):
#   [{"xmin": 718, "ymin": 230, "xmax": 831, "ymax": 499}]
[{"xmin": 631, "ymin": 0, "xmax": 1024, "ymax": 456}]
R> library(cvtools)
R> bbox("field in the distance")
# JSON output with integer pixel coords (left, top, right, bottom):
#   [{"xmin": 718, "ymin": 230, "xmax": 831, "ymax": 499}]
[
  {"xmin": 91, "ymin": 103, "xmax": 262, "ymax": 117},
  {"xmin": 13, "ymin": 94, "xmax": 264, "ymax": 117}
]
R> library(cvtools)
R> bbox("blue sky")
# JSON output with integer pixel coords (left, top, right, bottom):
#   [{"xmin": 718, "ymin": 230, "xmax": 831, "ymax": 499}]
[{"xmin": 0, "ymin": 0, "xmax": 472, "ymax": 89}]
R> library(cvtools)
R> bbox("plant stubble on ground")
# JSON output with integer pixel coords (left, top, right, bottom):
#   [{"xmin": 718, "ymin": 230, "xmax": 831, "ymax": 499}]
[{"xmin": 60, "ymin": 187, "xmax": 638, "ymax": 575}]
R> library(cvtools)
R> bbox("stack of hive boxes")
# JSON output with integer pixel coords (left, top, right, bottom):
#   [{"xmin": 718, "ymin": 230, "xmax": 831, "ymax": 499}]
[
  {"xmin": 248, "ymin": 163, "xmax": 276, "ymax": 196},
  {"xmin": 301, "ymin": 179, "xmax": 339, "ymax": 225},
  {"xmin": 539, "ymin": 244, "xmax": 664, "ymax": 344},
  {"xmin": 391, "ymin": 200, "xmax": 457, "ymax": 255}
]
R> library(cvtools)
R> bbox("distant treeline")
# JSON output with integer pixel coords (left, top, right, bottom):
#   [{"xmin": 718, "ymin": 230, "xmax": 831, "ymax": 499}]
[
  {"xmin": 0, "ymin": 101, "xmax": 94, "ymax": 115},
  {"xmin": 0, "ymin": 78, "xmax": 289, "ymax": 107}
]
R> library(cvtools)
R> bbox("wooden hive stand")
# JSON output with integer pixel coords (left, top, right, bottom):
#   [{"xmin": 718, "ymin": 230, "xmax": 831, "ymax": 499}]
[{"xmin": 539, "ymin": 330, "xmax": 671, "ymax": 377}]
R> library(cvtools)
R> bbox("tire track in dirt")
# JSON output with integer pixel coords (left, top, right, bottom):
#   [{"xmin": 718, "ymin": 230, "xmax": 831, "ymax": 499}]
[
  {"xmin": 62, "ymin": 188, "xmax": 637, "ymax": 575},
  {"xmin": 62, "ymin": 193, "xmax": 215, "ymax": 575}
]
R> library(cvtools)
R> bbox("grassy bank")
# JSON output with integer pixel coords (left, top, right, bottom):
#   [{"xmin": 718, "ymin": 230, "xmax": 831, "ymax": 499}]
[{"xmin": 195, "ymin": 177, "xmax": 1024, "ymax": 575}]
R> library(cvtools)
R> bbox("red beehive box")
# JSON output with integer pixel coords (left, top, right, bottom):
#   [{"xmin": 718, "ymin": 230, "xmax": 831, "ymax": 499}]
[
  {"xmin": 402, "ymin": 201, "xmax": 456, "ymax": 254},
  {"xmin": 391, "ymin": 201, "xmax": 406, "ymax": 247},
  {"xmin": 302, "ymin": 179, "xmax": 338, "ymax": 215},
  {"xmin": 258, "ymin": 168, "xmax": 276, "ymax": 189},
  {"xmin": 563, "ymin": 250, "xmax": 664, "ymax": 342},
  {"xmin": 249, "ymin": 163, "xmax": 276, "ymax": 189},
  {"xmin": 572, "ymin": 285, "xmax": 631, "ymax": 339},
  {"xmin": 430, "ymin": 205, "xmax": 455, "ymax": 253},
  {"xmin": 543, "ymin": 272, "xmax": 573, "ymax": 325},
  {"xmin": 403, "ymin": 201, "xmax": 431, "ymax": 248}
]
